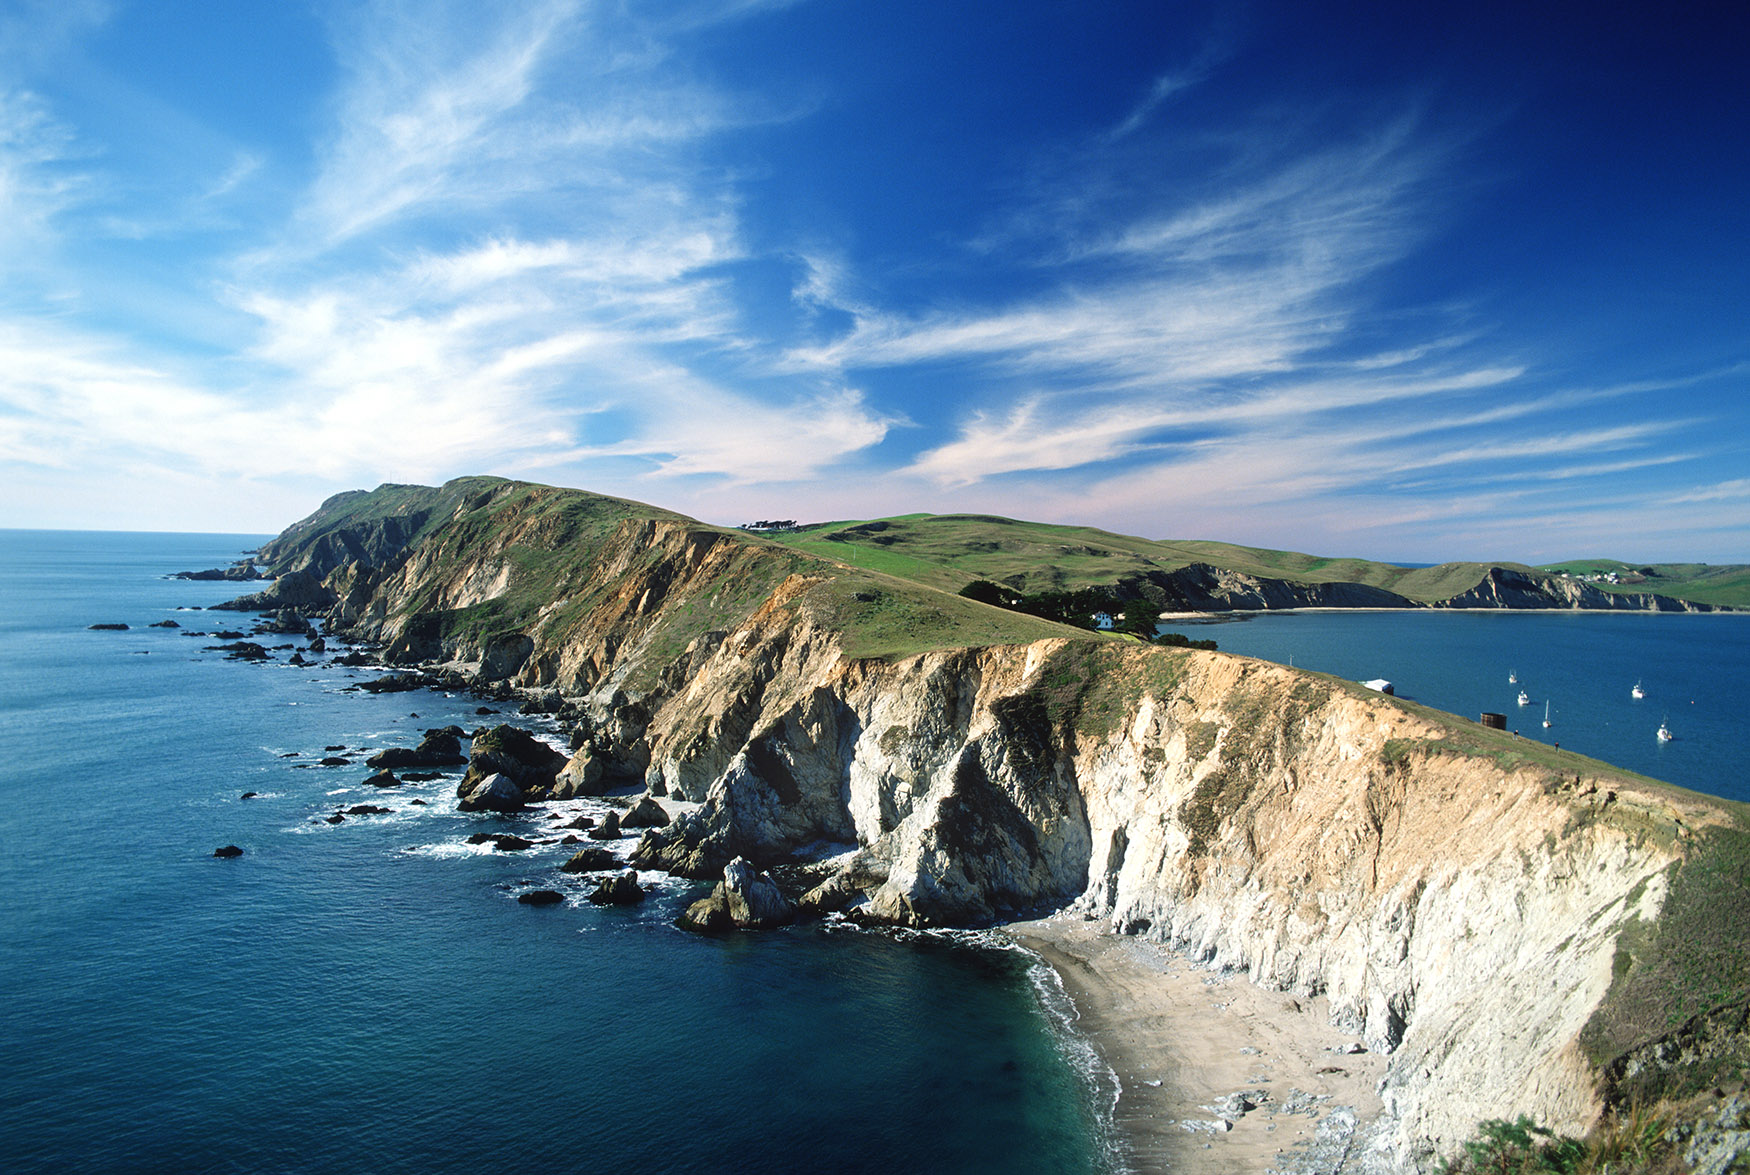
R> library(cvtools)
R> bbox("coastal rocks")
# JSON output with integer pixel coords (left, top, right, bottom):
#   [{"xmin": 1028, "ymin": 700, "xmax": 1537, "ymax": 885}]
[
  {"xmin": 459, "ymin": 725, "xmax": 566, "ymax": 800},
  {"xmin": 552, "ymin": 747, "xmax": 608, "ymax": 798},
  {"xmin": 172, "ymin": 561, "xmax": 263, "ymax": 581},
  {"xmin": 559, "ymin": 847, "xmax": 620, "ymax": 873},
  {"xmin": 620, "ymin": 796, "xmax": 670, "ymax": 829},
  {"xmin": 585, "ymin": 869, "xmax": 645, "ymax": 905},
  {"xmin": 88, "ymin": 622, "xmax": 129, "ymax": 630},
  {"xmin": 367, "ymin": 728, "xmax": 466, "ymax": 769},
  {"xmin": 456, "ymin": 772, "xmax": 524, "ymax": 814},
  {"xmin": 586, "ymin": 811, "xmax": 622, "ymax": 840},
  {"xmin": 363, "ymin": 769, "xmax": 401, "ymax": 789},
  {"xmin": 212, "ymin": 845, "xmax": 244, "ymax": 857},
  {"xmin": 467, "ymin": 832, "xmax": 533, "ymax": 851},
  {"xmin": 211, "ymin": 568, "xmax": 336, "ymax": 612},
  {"xmin": 517, "ymin": 889, "xmax": 565, "ymax": 906},
  {"xmin": 678, "ymin": 857, "xmax": 795, "ymax": 931},
  {"xmin": 723, "ymin": 857, "xmax": 794, "ymax": 928},
  {"xmin": 150, "ymin": 619, "xmax": 181, "ymax": 628},
  {"xmin": 357, "ymin": 672, "xmax": 424, "ymax": 694}
]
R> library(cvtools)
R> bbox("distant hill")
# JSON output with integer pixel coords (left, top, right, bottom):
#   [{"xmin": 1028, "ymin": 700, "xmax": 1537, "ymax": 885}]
[
  {"xmin": 761, "ymin": 513, "xmax": 1742, "ymax": 611},
  {"xmin": 1536, "ymin": 559, "xmax": 1750, "ymax": 609}
]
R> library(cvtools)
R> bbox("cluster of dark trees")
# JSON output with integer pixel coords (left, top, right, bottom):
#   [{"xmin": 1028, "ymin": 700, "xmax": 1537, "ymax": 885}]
[
  {"xmin": 741, "ymin": 519, "xmax": 800, "ymax": 531},
  {"xmin": 957, "ymin": 579, "xmax": 1215, "ymax": 649}
]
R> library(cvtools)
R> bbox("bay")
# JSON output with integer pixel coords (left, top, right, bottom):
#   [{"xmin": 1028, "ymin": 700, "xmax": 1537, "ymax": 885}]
[
  {"xmin": 1157, "ymin": 608, "xmax": 1750, "ymax": 804},
  {"xmin": 0, "ymin": 531, "xmax": 1115, "ymax": 1175}
]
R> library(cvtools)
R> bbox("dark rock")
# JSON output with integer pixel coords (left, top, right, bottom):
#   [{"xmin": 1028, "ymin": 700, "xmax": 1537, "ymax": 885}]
[
  {"xmin": 212, "ymin": 568, "xmax": 335, "ymax": 612},
  {"xmin": 585, "ymin": 869, "xmax": 646, "ymax": 905},
  {"xmin": 565, "ymin": 815, "xmax": 596, "ymax": 830},
  {"xmin": 400, "ymin": 771, "xmax": 444, "ymax": 782},
  {"xmin": 207, "ymin": 641, "xmax": 270, "ymax": 660},
  {"xmin": 88, "ymin": 623, "xmax": 129, "ymax": 630},
  {"xmin": 288, "ymin": 652, "xmax": 307, "ymax": 666},
  {"xmin": 344, "ymin": 804, "xmax": 393, "ymax": 816},
  {"xmin": 723, "ymin": 857, "xmax": 795, "ymax": 929},
  {"xmin": 240, "ymin": 791, "xmax": 259, "ymax": 800},
  {"xmin": 559, "ymin": 847, "xmax": 620, "ymax": 873},
  {"xmin": 324, "ymin": 813, "xmax": 346, "ymax": 824},
  {"xmin": 409, "ymin": 798, "xmax": 429, "ymax": 806},
  {"xmin": 150, "ymin": 619, "xmax": 181, "ymax": 628},
  {"xmin": 212, "ymin": 844, "xmax": 244, "ymax": 858},
  {"xmin": 211, "ymin": 630, "xmax": 246, "ymax": 640},
  {"xmin": 621, "ymin": 796, "xmax": 670, "ymax": 829},
  {"xmin": 319, "ymin": 756, "xmax": 350, "ymax": 767},
  {"xmin": 335, "ymin": 652, "xmax": 374, "ymax": 667},
  {"xmin": 677, "ymin": 885, "xmax": 732, "ymax": 933},
  {"xmin": 308, "ymin": 636, "xmax": 326, "ymax": 653},
  {"xmin": 325, "ymin": 745, "xmax": 347, "ymax": 752},
  {"xmin": 172, "ymin": 562, "xmax": 263, "ymax": 582},
  {"xmin": 456, "ymin": 772, "xmax": 524, "ymax": 814},
  {"xmin": 459, "ymin": 725, "xmax": 566, "ymax": 800},
  {"xmin": 475, "ymin": 706, "xmax": 497, "ymax": 715},
  {"xmin": 358, "ymin": 672, "xmax": 424, "ymax": 694},
  {"xmin": 491, "ymin": 835, "xmax": 534, "ymax": 852},
  {"xmin": 560, "ymin": 834, "xmax": 581, "ymax": 845},
  {"xmin": 367, "ymin": 729, "xmax": 465, "ymax": 769},
  {"xmin": 586, "ymin": 810, "xmax": 622, "ymax": 840},
  {"xmin": 517, "ymin": 889, "xmax": 566, "ymax": 906}
]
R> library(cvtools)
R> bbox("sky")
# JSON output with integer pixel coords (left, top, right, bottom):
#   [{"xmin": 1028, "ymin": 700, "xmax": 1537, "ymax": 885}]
[{"xmin": 2, "ymin": 0, "xmax": 1747, "ymax": 562}]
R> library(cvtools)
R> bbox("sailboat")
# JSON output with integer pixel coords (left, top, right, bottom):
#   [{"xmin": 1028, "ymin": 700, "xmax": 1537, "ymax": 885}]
[
  {"xmin": 1657, "ymin": 715, "xmax": 1673, "ymax": 742},
  {"xmin": 1632, "ymin": 679, "xmax": 1644, "ymax": 699},
  {"xmin": 1542, "ymin": 701, "xmax": 1552, "ymax": 729},
  {"xmin": 1509, "ymin": 669, "xmax": 1518, "ymax": 684}
]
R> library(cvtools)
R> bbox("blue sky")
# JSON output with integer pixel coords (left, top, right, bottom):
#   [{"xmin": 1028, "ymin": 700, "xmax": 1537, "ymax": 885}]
[{"xmin": 3, "ymin": 0, "xmax": 1747, "ymax": 561}]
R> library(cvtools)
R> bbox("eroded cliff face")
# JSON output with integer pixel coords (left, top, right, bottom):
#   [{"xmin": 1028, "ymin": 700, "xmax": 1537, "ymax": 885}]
[{"xmin": 262, "ymin": 485, "xmax": 1738, "ymax": 1170}]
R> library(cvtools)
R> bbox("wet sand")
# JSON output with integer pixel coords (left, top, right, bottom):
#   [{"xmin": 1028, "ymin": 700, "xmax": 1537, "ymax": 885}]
[{"xmin": 1005, "ymin": 912, "xmax": 1387, "ymax": 1174}]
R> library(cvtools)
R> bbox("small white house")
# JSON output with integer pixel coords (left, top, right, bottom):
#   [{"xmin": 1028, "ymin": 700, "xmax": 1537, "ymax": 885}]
[{"xmin": 1091, "ymin": 612, "xmax": 1116, "ymax": 630}]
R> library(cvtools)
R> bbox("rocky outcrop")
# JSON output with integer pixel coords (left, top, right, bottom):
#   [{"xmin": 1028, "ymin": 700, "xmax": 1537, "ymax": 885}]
[
  {"xmin": 456, "ymin": 772, "xmax": 524, "ymax": 814},
  {"xmin": 210, "ymin": 569, "xmax": 336, "ymax": 612},
  {"xmin": 457, "ymin": 725, "xmax": 566, "ymax": 800}
]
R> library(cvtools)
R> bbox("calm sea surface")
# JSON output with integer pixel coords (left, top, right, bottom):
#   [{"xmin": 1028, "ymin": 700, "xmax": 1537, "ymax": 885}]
[
  {"xmin": 1157, "ymin": 608, "xmax": 1750, "ymax": 804},
  {"xmin": 0, "ymin": 531, "xmax": 1114, "ymax": 1175}
]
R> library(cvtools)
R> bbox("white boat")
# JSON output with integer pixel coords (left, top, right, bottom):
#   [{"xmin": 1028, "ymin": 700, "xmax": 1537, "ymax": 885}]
[
  {"xmin": 1657, "ymin": 717, "xmax": 1673, "ymax": 742},
  {"xmin": 1542, "ymin": 701, "xmax": 1552, "ymax": 729},
  {"xmin": 1517, "ymin": 690, "xmax": 1531, "ymax": 707},
  {"xmin": 1632, "ymin": 680, "xmax": 1644, "ymax": 699},
  {"xmin": 1509, "ymin": 669, "xmax": 1518, "ymax": 684}
]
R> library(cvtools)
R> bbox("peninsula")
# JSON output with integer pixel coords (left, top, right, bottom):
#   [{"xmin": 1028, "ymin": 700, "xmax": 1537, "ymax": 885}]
[{"xmin": 219, "ymin": 476, "xmax": 1750, "ymax": 1172}]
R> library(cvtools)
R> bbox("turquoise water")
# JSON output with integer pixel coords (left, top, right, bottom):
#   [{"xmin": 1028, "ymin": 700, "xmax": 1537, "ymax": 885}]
[
  {"xmin": 1157, "ymin": 609, "xmax": 1750, "ymax": 803},
  {"xmin": 0, "ymin": 531, "xmax": 1113, "ymax": 1175}
]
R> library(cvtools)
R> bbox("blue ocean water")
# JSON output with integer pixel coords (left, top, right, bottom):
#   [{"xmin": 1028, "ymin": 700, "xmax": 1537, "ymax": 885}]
[
  {"xmin": 1157, "ymin": 609, "xmax": 1750, "ymax": 804},
  {"xmin": 0, "ymin": 531, "xmax": 1114, "ymax": 1175}
]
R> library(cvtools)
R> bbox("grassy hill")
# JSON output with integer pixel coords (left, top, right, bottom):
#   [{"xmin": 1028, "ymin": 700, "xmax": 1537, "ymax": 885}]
[
  {"xmin": 760, "ymin": 513, "xmax": 1528, "ymax": 604},
  {"xmin": 1537, "ymin": 559, "xmax": 1750, "ymax": 609}
]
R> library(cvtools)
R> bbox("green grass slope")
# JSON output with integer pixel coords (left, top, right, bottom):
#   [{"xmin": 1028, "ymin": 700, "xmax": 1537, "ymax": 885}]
[
  {"xmin": 1538, "ymin": 559, "xmax": 1750, "ymax": 608},
  {"xmin": 763, "ymin": 513, "xmax": 1527, "ymax": 603}
]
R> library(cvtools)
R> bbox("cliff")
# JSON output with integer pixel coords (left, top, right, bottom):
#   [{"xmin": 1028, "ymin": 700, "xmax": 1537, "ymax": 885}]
[{"xmin": 244, "ymin": 478, "xmax": 1749, "ymax": 1170}]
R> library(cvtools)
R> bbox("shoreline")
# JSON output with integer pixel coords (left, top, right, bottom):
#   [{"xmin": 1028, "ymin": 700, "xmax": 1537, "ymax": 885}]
[{"xmin": 1005, "ymin": 912, "xmax": 1388, "ymax": 1175}]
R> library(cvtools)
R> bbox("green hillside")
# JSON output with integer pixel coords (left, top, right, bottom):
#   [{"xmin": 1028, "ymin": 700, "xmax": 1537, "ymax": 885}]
[
  {"xmin": 1537, "ymin": 559, "xmax": 1750, "ymax": 609},
  {"xmin": 761, "ymin": 512, "xmax": 1523, "ymax": 603}
]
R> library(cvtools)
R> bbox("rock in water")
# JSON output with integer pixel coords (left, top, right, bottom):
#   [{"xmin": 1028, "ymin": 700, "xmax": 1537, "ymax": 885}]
[
  {"xmin": 677, "ymin": 885, "xmax": 732, "ymax": 933},
  {"xmin": 459, "ymin": 725, "xmax": 566, "ymax": 801},
  {"xmin": 551, "ymin": 747, "xmax": 607, "ymax": 798},
  {"xmin": 585, "ymin": 810, "xmax": 622, "ymax": 840},
  {"xmin": 585, "ymin": 869, "xmax": 645, "ymax": 906},
  {"xmin": 559, "ymin": 847, "xmax": 620, "ymax": 873},
  {"xmin": 212, "ymin": 845, "xmax": 244, "ymax": 858},
  {"xmin": 517, "ymin": 889, "xmax": 565, "ymax": 906},
  {"xmin": 456, "ymin": 772, "xmax": 524, "ymax": 814},
  {"xmin": 723, "ymin": 857, "xmax": 794, "ymax": 929},
  {"xmin": 620, "ymin": 796, "xmax": 670, "ymax": 829}
]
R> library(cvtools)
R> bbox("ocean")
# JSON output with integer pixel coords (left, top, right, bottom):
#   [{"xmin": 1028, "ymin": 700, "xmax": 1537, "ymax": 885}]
[
  {"xmin": 0, "ymin": 531, "xmax": 1114, "ymax": 1175},
  {"xmin": 1156, "ymin": 608, "xmax": 1750, "ymax": 804}
]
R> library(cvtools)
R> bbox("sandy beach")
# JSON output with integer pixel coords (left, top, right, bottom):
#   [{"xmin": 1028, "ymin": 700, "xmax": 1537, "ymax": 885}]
[{"xmin": 1005, "ymin": 912, "xmax": 1388, "ymax": 1175}]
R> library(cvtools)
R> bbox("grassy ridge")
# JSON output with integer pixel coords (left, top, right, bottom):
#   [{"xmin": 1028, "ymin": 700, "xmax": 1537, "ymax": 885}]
[
  {"xmin": 1538, "ymin": 559, "xmax": 1750, "ymax": 609},
  {"xmin": 766, "ymin": 513, "xmax": 1528, "ymax": 603},
  {"xmin": 765, "ymin": 513, "xmax": 1750, "ymax": 607}
]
